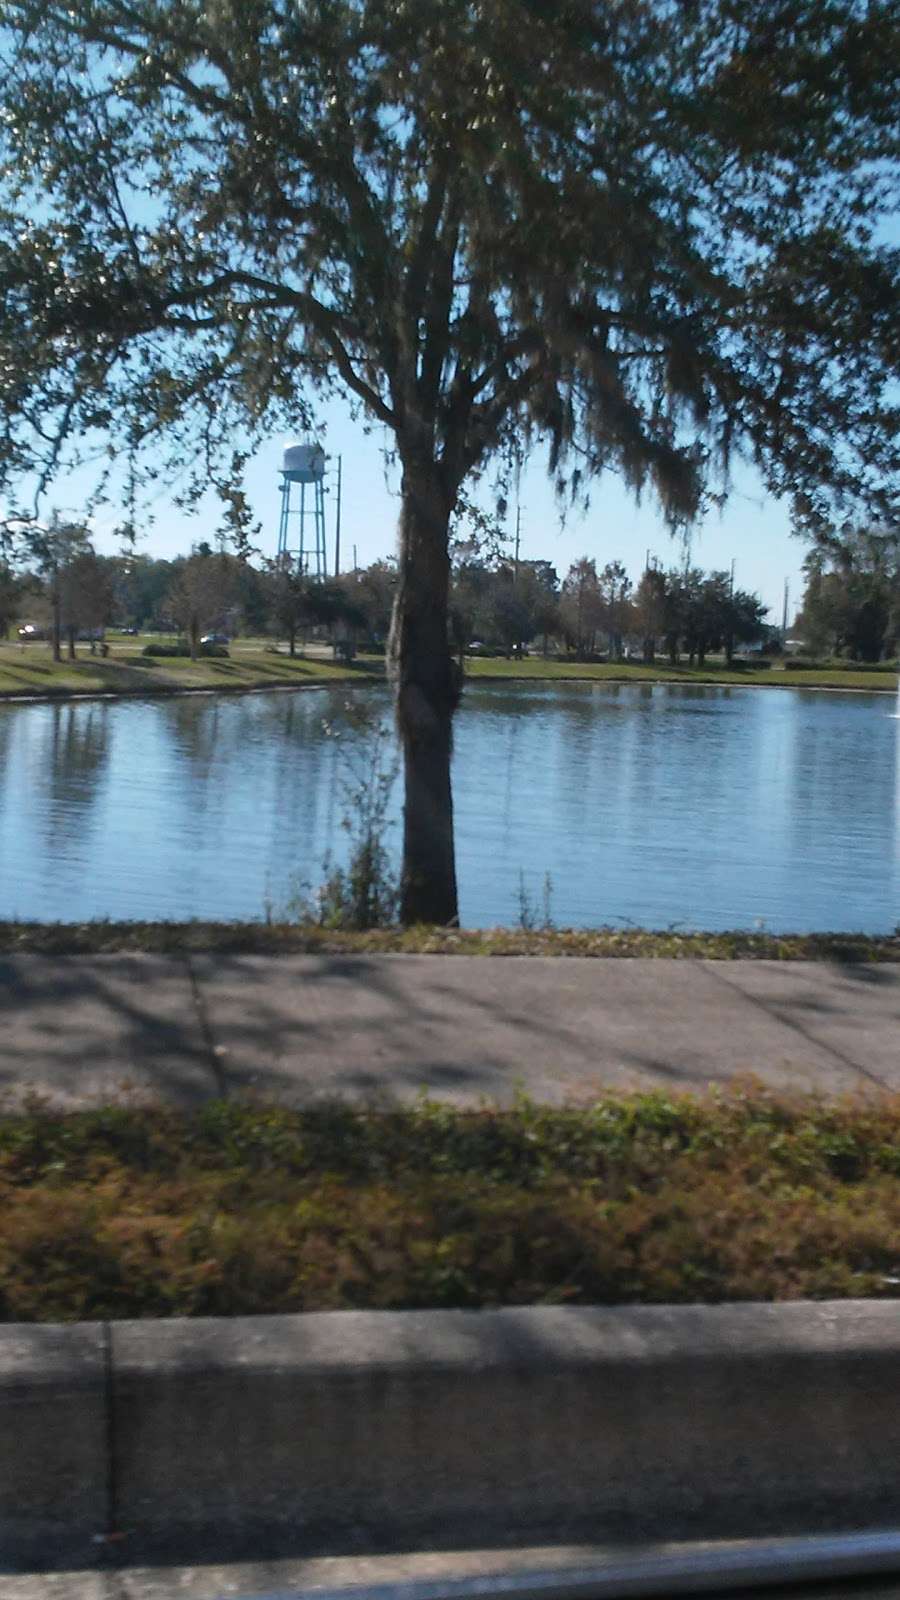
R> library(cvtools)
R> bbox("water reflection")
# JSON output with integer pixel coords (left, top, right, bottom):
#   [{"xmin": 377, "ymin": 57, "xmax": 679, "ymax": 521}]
[
  {"xmin": 895, "ymin": 696, "xmax": 900, "ymax": 867},
  {"xmin": 0, "ymin": 682, "xmax": 896, "ymax": 931},
  {"xmin": 784, "ymin": 690, "xmax": 899, "ymax": 930},
  {"xmin": 35, "ymin": 703, "xmax": 112, "ymax": 860}
]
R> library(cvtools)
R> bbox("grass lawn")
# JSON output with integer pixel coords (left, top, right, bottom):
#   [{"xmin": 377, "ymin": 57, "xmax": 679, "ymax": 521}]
[
  {"xmin": 0, "ymin": 637, "xmax": 380, "ymax": 697},
  {"xmin": 0, "ymin": 638, "xmax": 894, "ymax": 699},
  {"xmin": 1, "ymin": 1089, "xmax": 897, "ymax": 1321},
  {"xmin": 464, "ymin": 655, "xmax": 899, "ymax": 692}
]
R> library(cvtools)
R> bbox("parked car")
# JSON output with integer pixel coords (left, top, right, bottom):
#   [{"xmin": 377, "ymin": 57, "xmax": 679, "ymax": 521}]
[
  {"xmin": 200, "ymin": 632, "xmax": 230, "ymax": 645},
  {"xmin": 17, "ymin": 623, "xmax": 48, "ymax": 641}
]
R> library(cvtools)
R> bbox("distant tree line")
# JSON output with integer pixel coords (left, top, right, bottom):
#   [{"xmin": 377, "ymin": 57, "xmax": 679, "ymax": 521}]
[
  {"xmin": 3, "ymin": 526, "xmax": 779, "ymax": 666},
  {"xmin": 6, "ymin": 523, "xmax": 900, "ymax": 668},
  {"xmin": 1, "ymin": 527, "xmax": 369, "ymax": 661},
  {"xmin": 448, "ymin": 553, "xmax": 769, "ymax": 665}
]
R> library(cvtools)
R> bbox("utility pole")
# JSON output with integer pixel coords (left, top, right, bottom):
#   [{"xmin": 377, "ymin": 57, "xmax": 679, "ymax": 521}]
[
  {"xmin": 353, "ymin": 542, "xmax": 358, "ymax": 573},
  {"xmin": 333, "ymin": 455, "xmax": 342, "ymax": 577},
  {"xmin": 782, "ymin": 578, "xmax": 790, "ymax": 642},
  {"xmin": 513, "ymin": 503, "xmax": 525, "ymax": 658},
  {"xmin": 730, "ymin": 558, "xmax": 735, "ymax": 596}
]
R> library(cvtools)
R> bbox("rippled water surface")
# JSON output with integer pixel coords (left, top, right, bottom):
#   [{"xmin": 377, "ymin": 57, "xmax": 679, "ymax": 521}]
[{"xmin": 0, "ymin": 680, "xmax": 897, "ymax": 931}]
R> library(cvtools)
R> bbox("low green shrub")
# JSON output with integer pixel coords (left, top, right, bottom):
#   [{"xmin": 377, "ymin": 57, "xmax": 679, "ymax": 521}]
[
  {"xmin": 141, "ymin": 641, "xmax": 229, "ymax": 659},
  {"xmin": 833, "ymin": 658, "xmax": 899, "ymax": 673},
  {"xmin": 786, "ymin": 657, "xmax": 898, "ymax": 673},
  {"xmin": 0, "ymin": 1088, "xmax": 897, "ymax": 1321}
]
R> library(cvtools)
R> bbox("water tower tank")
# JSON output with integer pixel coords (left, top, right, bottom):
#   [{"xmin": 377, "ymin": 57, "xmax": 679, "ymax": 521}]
[{"xmin": 282, "ymin": 443, "xmax": 326, "ymax": 483}]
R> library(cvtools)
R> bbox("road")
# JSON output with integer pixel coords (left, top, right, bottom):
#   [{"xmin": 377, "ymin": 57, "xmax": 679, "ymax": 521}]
[{"xmin": 7, "ymin": 1534, "xmax": 900, "ymax": 1598}]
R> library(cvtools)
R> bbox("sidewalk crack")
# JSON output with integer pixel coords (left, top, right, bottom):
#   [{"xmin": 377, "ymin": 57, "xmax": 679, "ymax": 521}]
[
  {"xmin": 698, "ymin": 962, "xmax": 891, "ymax": 1091},
  {"xmin": 186, "ymin": 954, "xmax": 229, "ymax": 1098}
]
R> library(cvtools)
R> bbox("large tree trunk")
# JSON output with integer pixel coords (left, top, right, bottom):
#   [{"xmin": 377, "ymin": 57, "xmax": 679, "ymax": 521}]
[{"xmin": 389, "ymin": 461, "xmax": 460, "ymax": 926}]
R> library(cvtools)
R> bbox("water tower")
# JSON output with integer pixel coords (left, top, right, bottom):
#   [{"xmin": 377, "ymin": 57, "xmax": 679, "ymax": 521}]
[{"xmin": 277, "ymin": 442, "xmax": 328, "ymax": 580}]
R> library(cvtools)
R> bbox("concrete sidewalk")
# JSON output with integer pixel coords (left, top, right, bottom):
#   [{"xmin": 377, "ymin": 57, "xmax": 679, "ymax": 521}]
[{"xmin": 0, "ymin": 954, "xmax": 896, "ymax": 1108}]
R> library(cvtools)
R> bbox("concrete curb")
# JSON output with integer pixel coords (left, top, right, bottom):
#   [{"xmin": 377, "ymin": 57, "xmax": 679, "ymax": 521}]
[
  {"xmin": 0, "ymin": 1322, "xmax": 108, "ymax": 1567},
  {"xmin": 2, "ymin": 1302, "xmax": 899, "ymax": 1571}
]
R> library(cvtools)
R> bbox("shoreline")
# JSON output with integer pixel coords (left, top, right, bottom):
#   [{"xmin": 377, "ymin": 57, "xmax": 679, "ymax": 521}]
[
  {"xmin": 0, "ymin": 664, "xmax": 895, "ymax": 707},
  {"xmin": 472, "ymin": 671, "xmax": 898, "ymax": 696},
  {"xmin": 0, "ymin": 673, "xmax": 381, "ymax": 707},
  {"xmin": 0, "ymin": 920, "xmax": 896, "ymax": 960},
  {"xmin": 0, "ymin": 668, "xmax": 384, "ymax": 707}
]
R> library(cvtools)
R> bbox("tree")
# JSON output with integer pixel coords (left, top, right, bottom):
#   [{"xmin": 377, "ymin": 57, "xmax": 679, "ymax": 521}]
[
  {"xmin": 661, "ymin": 569, "xmax": 698, "ymax": 666},
  {"xmin": 25, "ymin": 515, "xmax": 91, "ymax": 662},
  {"xmin": 0, "ymin": 1, "xmax": 897, "ymax": 922},
  {"xmin": 0, "ymin": 559, "xmax": 23, "ymax": 637},
  {"xmin": 264, "ymin": 560, "xmax": 363, "ymax": 656},
  {"xmin": 59, "ymin": 547, "xmax": 114, "ymax": 658},
  {"xmin": 490, "ymin": 569, "xmax": 534, "ymax": 657},
  {"xmin": 688, "ymin": 571, "xmax": 731, "ymax": 666},
  {"xmin": 560, "ymin": 559, "xmax": 606, "ymax": 656},
  {"xmin": 725, "ymin": 587, "xmax": 769, "ymax": 662},
  {"xmin": 597, "ymin": 561, "xmax": 633, "ymax": 660},
  {"xmin": 633, "ymin": 567, "xmax": 667, "ymax": 663},
  {"xmin": 166, "ymin": 551, "xmax": 236, "ymax": 659},
  {"xmin": 303, "ymin": 579, "xmax": 367, "ymax": 638},
  {"xmin": 449, "ymin": 553, "xmax": 560, "ymax": 657},
  {"xmin": 265, "ymin": 561, "xmax": 309, "ymax": 658},
  {"xmin": 233, "ymin": 557, "xmax": 270, "ymax": 636},
  {"xmin": 516, "ymin": 561, "xmax": 560, "ymax": 656},
  {"xmin": 339, "ymin": 559, "xmax": 398, "ymax": 645},
  {"xmin": 796, "ymin": 557, "xmax": 836, "ymax": 655},
  {"xmin": 450, "ymin": 557, "xmax": 495, "ymax": 662},
  {"xmin": 110, "ymin": 554, "xmax": 176, "ymax": 630},
  {"xmin": 796, "ymin": 527, "xmax": 899, "ymax": 659},
  {"xmin": 531, "ymin": 595, "xmax": 561, "ymax": 658}
]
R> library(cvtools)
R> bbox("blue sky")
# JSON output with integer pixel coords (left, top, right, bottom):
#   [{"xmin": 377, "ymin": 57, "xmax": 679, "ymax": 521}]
[{"xmin": 86, "ymin": 390, "xmax": 807, "ymax": 625}]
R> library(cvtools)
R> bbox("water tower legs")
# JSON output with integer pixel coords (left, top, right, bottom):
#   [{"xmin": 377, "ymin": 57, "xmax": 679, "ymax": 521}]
[{"xmin": 277, "ymin": 474, "xmax": 328, "ymax": 580}]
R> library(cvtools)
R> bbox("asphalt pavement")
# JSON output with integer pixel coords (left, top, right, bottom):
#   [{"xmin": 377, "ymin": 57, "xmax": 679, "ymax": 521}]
[
  {"xmin": 0, "ymin": 953, "xmax": 897, "ymax": 1108},
  {"xmin": 8, "ymin": 1537, "xmax": 900, "ymax": 1599}
]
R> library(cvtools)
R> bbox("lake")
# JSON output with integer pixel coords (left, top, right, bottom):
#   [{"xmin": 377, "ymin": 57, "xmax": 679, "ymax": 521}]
[{"xmin": 0, "ymin": 680, "xmax": 897, "ymax": 931}]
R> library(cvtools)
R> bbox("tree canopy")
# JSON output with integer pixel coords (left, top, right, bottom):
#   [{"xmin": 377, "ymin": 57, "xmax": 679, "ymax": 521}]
[
  {"xmin": 0, "ymin": 0, "xmax": 898, "ymax": 920},
  {"xmin": 797, "ymin": 524, "xmax": 899, "ymax": 659}
]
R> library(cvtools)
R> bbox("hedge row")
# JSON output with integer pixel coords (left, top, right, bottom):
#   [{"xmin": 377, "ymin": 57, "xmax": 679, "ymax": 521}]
[
  {"xmin": 140, "ymin": 641, "xmax": 228, "ymax": 658},
  {"xmin": 1, "ymin": 1089, "xmax": 898, "ymax": 1322}
]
